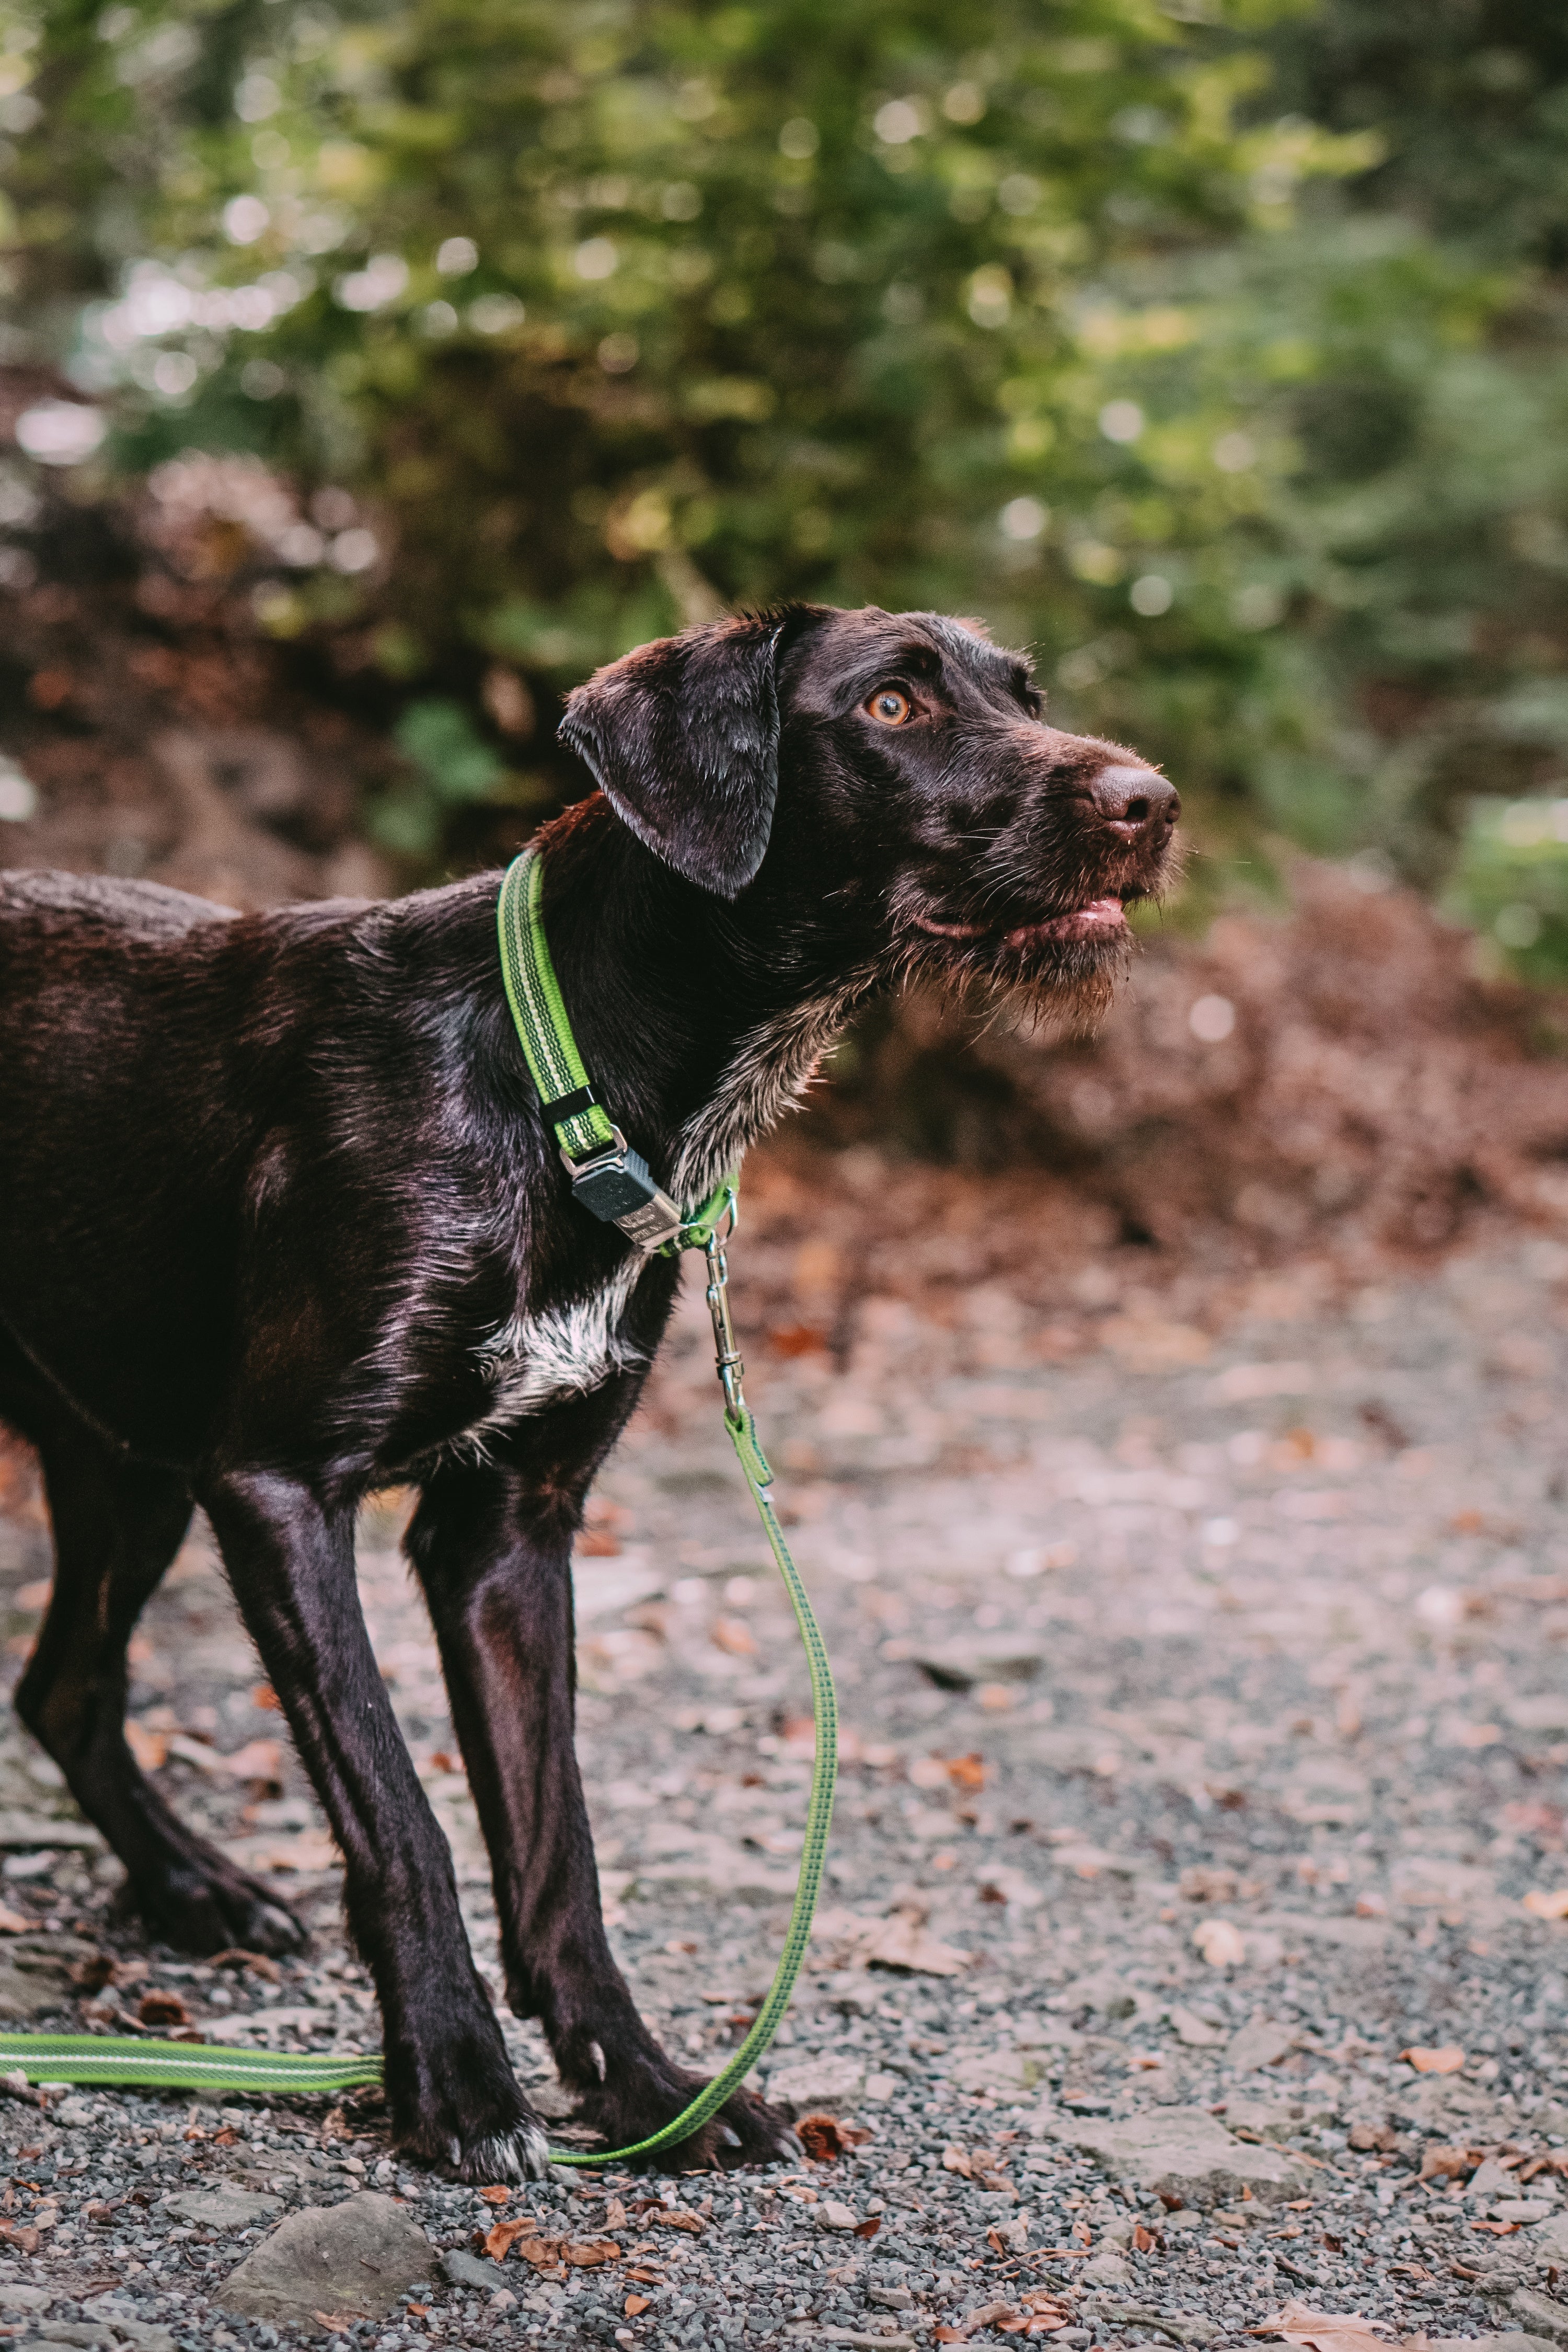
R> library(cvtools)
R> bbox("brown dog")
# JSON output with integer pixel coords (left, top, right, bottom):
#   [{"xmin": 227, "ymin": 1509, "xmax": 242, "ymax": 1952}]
[{"xmin": 0, "ymin": 605, "xmax": 1177, "ymax": 2176}]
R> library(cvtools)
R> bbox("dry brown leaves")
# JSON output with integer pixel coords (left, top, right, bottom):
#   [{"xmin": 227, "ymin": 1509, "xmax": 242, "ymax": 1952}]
[
  {"xmin": 1400, "ymin": 2046, "xmax": 1465, "ymax": 2074},
  {"xmin": 136, "ymin": 1991, "xmax": 190, "ymax": 2028},
  {"xmin": 1251, "ymin": 2303, "xmax": 1397, "ymax": 2352},
  {"xmin": 935, "ymin": 2292, "xmax": 1074, "ymax": 2342},
  {"xmin": 1417, "ymin": 2144, "xmax": 1480, "ymax": 2183},
  {"xmin": 798, "ymin": 2113, "xmax": 873, "ymax": 2163},
  {"xmin": 942, "ymin": 2143, "xmax": 1014, "ymax": 2193},
  {"xmin": 482, "ymin": 2218, "xmax": 621, "ymax": 2268}
]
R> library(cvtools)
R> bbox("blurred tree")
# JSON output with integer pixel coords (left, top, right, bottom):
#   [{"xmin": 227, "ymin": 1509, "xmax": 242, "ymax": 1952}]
[{"xmin": 1, "ymin": 0, "xmax": 1564, "ymax": 897}]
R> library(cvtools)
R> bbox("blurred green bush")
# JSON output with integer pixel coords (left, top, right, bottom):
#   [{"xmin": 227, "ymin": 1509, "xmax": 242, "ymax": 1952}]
[
  {"xmin": 4, "ymin": 0, "xmax": 1566, "ymax": 896},
  {"xmin": 1447, "ymin": 798, "xmax": 1568, "ymax": 988}
]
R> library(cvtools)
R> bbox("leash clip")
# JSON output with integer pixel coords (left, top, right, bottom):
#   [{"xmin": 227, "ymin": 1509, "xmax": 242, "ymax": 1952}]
[
  {"xmin": 560, "ymin": 1131, "xmax": 685, "ymax": 1253},
  {"xmin": 704, "ymin": 1229, "xmax": 747, "ymax": 1420}
]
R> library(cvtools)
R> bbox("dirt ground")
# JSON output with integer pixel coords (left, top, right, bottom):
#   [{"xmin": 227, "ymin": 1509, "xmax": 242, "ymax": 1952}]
[{"xmin": 2, "ymin": 1159, "xmax": 1568, "ymax": 2352}]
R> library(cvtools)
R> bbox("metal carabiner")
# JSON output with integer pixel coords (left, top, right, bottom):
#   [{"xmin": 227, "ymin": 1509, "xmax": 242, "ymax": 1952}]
[{"xmin": 704, "ymin": 1229, "xmax": 747, "ymax": 1419}]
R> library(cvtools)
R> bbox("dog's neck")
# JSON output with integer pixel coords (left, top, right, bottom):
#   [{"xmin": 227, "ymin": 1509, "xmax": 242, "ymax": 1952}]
[{"xmin": 509, "ymin": 796, "xmax": 874, "ymax": 1207}]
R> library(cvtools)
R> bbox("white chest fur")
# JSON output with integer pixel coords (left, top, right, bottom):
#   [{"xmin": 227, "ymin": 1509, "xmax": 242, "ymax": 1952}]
[{"xmin": 472, "ymin": 1257, "xmax": 646, "ymax": 1432}]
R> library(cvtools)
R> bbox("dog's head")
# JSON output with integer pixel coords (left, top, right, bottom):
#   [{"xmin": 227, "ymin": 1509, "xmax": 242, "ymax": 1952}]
[{"xmin": 559, "ymin": 604, "xmax": 1179, "ymax": 1006}]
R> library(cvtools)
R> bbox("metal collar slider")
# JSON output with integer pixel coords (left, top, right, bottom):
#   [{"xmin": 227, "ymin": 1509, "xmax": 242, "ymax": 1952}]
[{"xmin": 559, "ymin": 1127, "xmax": 685, "ymax": 1251}]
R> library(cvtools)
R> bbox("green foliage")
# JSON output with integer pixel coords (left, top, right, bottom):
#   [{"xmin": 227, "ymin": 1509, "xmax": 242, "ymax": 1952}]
[
  {"xmin": 2, "ymin": 0, "xmax": 1566, "ymax": 894},
  {"xmin": 1446, "ymin": 798, "xmax": 1568, "ymax": 988}
]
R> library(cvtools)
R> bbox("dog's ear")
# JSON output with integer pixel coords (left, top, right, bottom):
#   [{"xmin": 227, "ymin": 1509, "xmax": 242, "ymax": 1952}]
[{"xmin": 558, "ymin": 615, "xmax": 788, "ymax": 898}]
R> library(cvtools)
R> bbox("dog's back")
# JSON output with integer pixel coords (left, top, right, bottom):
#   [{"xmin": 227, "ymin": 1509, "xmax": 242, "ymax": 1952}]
[{"xmin": 0, "ymin": 872, "xmax": 266, "ymax": 1456}]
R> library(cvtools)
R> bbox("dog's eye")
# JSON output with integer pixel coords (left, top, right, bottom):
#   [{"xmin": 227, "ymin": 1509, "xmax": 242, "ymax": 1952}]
[{"xmin": 866, "ymin": 687, "xmax": 913, "ymax": 726}]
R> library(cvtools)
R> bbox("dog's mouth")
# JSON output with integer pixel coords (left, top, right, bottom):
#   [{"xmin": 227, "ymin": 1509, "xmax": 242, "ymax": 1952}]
[{"xmin": 912, "ymin": 896, "xmax": 1129, "ymax": 951}]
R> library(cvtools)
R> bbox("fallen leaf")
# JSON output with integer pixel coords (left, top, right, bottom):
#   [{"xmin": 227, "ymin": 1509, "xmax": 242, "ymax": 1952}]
[
  {"xmin": 799, "ymin": 2114, "xmax": 852, "ymax": 2162},
  {"xmin": 854, "ymin": 2215, "xmax": 882, "ymax": 2240},
  {"xmin": 1194, "ymin": 1918, "xmax": 1248, "ymax": 1967},
  {"xmin": 478, "ymin": 2186, "xmax": 511, "ymax": 2205},
  {"xmin": 1251, "ymin": 2303, "xmax": 1397, "ymax": 2352},
  {"xmin": 945, "ymin": 1754, "xmax": 986, "ymax": 1792},
  {"xmin": 943, "ymin": 2144, "xmax": 973, "ymax": 2178},
  {"xmin": 252, "ymin": 1683, "xmax": 281, "ymax": 1711},
  {"xmin": 770, "ymin": 1324, "xmax": 828, "ymax": 1358},
  {"xmin": 935, "ymin": 2332, "xmax": 964, "ymax": 2345},
  {"xmin": 625, "ymin": 2297, "xmax": 652, "ymax": 2318},
  {"xmin": 860, "ymin": 1910, "xmax": 969, "ymax": 1977},
  {"xmin": 565, "ymin": 2238, "xmax": 620, "ymax": 2267},
  {"xmin": 0, "ymin": 1907, "xmax": 31, "ymax": 1935},
  {"xmin": 136, "ymin": 1991, "xmax": 189, "ymax": 2028},
  {"xmin": 1133, "ymin": 2222, "xmax": 1158, "ymax": 2251},
  {"xmin": 513, "ymin": 2236, "xmax": 568, "ymax": 2269},
  {"xmin": 484, "ymin": 2218, "xmax": 535, "ymax": 2261},
  {"xmin": 124, "ymin": 1722, "xmax": 167, "ymax": 1772},
  {"xmin": 653, "ymin": 2207, "xmax": 705, "ymax": 2234},
  {"xmin": 962, "ymin": 2307, "xmax": 1018, "ymax": 2339},
  {"xmin": 577, "ymin": 1528, "xmax": 622, "ymax": 1558},
  {"xmin": 1417, "ymin": 2145, "xmax": 1478, "ymax": 2183},
  {"xmin": 1401, "ymin": 2046, "xmax": 1465, "ymax": 2074},
  {"xmin": 605, "ymin": 2197, "xmax": 627, "ymax": 2230},
  {"xmin": 68, "ymin": 1953, "xmax": 117, "ymax": 1994},
  {"xmin": 210, "ymin": 1948, "xmax": 282, "ymax": 1982},
  {"xmin": 1524, "ymin": 1889, "xmax": 1568, "ymax": 1920},
  {"xmin": 710, "ymin": 1616, "xmax": 758, "ymax": 1658}
]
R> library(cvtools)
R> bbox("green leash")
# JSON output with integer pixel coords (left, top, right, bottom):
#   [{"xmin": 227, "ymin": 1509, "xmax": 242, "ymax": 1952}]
[{"xmin": 0, "ymin": 846, "xmax": 837, "ymax": 2177}]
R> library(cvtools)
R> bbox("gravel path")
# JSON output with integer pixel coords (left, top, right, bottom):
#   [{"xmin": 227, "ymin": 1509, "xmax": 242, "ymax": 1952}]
[{"xmin": 3, "ymin": 1194, "xmax": 1568, "ymax": 2352}]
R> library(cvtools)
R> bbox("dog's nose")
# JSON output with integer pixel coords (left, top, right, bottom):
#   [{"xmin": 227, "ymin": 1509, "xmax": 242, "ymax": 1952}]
[{"xmin": 1089, "ymin": 764, "xmax": 1179, "ymax": 839}]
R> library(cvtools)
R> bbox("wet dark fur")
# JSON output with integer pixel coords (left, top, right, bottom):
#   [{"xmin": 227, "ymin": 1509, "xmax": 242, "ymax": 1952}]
[{"xmin": 0, "ymin": 605, "xmax": 1176, "ymax": 2178}]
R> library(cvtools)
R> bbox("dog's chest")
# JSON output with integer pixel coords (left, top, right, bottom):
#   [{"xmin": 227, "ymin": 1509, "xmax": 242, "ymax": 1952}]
[{"xmin": 470, "ymin": 1259, "xmax": 645, "ymax": 1429}]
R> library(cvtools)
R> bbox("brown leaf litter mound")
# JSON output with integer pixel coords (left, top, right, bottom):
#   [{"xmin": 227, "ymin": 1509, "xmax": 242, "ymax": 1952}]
[{"xmin": 809, "ymin": 860, "xmax": 1568, "ymax": 1273}]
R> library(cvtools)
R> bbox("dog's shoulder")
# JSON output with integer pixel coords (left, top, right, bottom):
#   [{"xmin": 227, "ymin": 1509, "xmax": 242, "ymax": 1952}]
[{"xmin": 0, "ymin": 869, "xmax": 239, "ymax": 940}]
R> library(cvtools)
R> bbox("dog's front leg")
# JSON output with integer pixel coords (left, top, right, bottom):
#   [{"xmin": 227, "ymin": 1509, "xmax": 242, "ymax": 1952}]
[
  {"xmin": 200, "ymin": 1467, "xmax": 550, "ymax": 2181},
  {"xmin": 407, "ymin": 1436, "xmax": 801, "ymax": 2171}
]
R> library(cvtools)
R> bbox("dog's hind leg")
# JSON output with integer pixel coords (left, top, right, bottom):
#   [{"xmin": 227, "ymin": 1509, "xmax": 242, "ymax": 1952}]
[
  {"xmin": 200, "ymin": 1464, "xmax": 549, "ymax": 2181},
  {"xmin": 406, "ymin": 1408, "xmax": 802, "ymax": 2172},
  {"xmin": 6, "ymin": 1382, "xmax": 303, "ymax": 1956}
]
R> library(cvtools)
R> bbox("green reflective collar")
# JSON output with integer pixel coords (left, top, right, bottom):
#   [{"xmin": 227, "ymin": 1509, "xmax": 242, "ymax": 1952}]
[{"xmin": 496, "ymin": 847, "xmax": 733, "ymax": 1254}]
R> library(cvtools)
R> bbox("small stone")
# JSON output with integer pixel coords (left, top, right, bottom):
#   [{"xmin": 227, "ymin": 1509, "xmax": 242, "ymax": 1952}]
[
  {"xmin": 216, "ymin": 2191, "xmax": 431, "ymax": 2332},
  {"xmin": 440, "ymin": 2248, "xmax": 500, "ymax": 2290},
  {"xmin": 1471, "ymin": 2158, "xmax": 1519, "ymax": 2202},
  {"xmin": 815, "ymin": 2201, "xmax": 859, "ymax": 2231},
  {"xmin": 1531, "ymin": 2215, "xmax": 1568, "ymax": 2263},
  {"xmin": 163, "ymin": 2186, "xmax": 282, "ymax": 2229},
  {"xmin": 1041, "ymin": 2106, "xmax": 1312, "ymax": 2207},
  {"xmin": 868, "ymin": 2285, "xmax": 914, "ymax": 2309},
  {"xmin": 766, "ymin": 2054, "xmax": 867, "ymax": 2113},
  {"xmin": 1226, "ymin": 2019, "xmax": 1295, "ymax": 2073},
  {"xmin": 1512, "ymin": 2293, "xmax": 1568, "ymax": 2346},
  {"xmin": 1223, "ymin": 2094, "xmax": 1336, "ymax": 2143},
  {"xmin": 488, "ymin": 2288, "xmax": 517, "ymax": 2312},
  {"xmin": 1168, "ymin": 2006, "xmax": 1225, "ymax": 2048},
  {"xmin": 0, "ymin": 1812, "xmax": 101, "ymax": 1850},
  {"xmin": 910, "ymin": 1637, "xmax": 1044, "ymax": 1690},
  {"xmin": 1425, "ymin": 2337, "xmax": 1556, "ymax": 2352},
  {"xmin": 1081, "ymin": 2250, "xmax": 1132, "ymax": 2287},
  {"xmin": 0, "ymin": 2286, "xmax": 54, "ymax": 2311}
]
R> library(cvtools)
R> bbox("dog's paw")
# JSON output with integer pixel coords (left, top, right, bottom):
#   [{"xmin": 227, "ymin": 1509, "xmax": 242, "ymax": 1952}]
[
  {"xmin": 132, "ymin": 1858, "xmax": 306, "ymax": 1958},
  {"xmin": 446, "ymin": 2116, "xmax": 551, "ymax": 2186},
  {"xmin": 572, "ymin": 2058, "xmax": 801, "ymax": 2171},
  {"xmin": 390, "ymin": 2061, "xmax": 552, "ymax": 2184}
]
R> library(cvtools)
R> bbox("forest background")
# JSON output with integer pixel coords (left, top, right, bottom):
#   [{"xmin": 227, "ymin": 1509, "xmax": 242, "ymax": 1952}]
[{"xmin": 4, "ymin": 0, "xmax": 1568, "ymax": 1242}]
